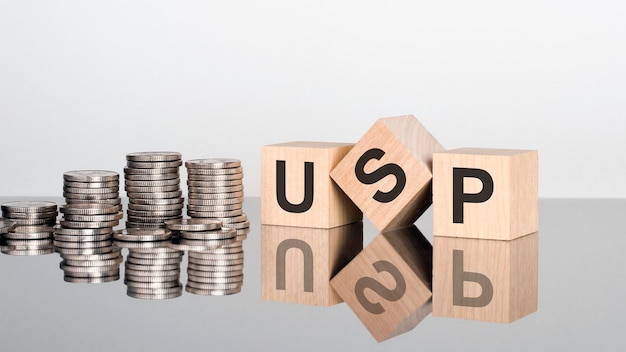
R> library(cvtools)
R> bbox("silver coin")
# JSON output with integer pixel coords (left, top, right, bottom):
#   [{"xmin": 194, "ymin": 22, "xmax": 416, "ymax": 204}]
[
  {"xmin": 187, "ymin": 179, "xmax": 243, "ymax": 188},
  {"xmin": 125, "ymin": 185, "xmax": 180, "ymax": 193},
  {"xmin": 125, "ymin": 221, "xmax": 166, "ymax": 229},
  {"xmin": 188, "ymin": 263, "xmax": 245, "ymax": 273},
  {"xmin": 64, "ymin": 275, "xmax": 119, "ymax": 284},
  {"xmin": 124, "ymin": 280, "xmax": 181, "ymax": 289},
  {"xmin": 4, "ymin": 231, "xmax": 52, "ymax": 240},
  {"xmin": 53, "ymin": 233, "xmax": 113, "ymax": 242},
  {"xmin": 179, "ymin": 227, "xmax": 236, "ymax": 241},
  {"xmin": 125, "ymin": 173, "xmax": 180, "ymax": 181},
  {"xmin": 53, "ymin": 239, "xmax": 113, "ymax": 249},
  {"xmin": 186, "ymin": 166, "xmax": 243, "ymax": 175},
  {"xmin": 188, "ymin": 185, "xmax": 243, "ymax": 194},
  {"xmin": 185, "ymin": 158, "xmax": 241, "ymax": 169},
  {"xmin": 113, "ymin": 228, "xmax": 172, "ymax": 242},
  {"xmin": 53, "ymin": 225, "xmax": 112, "ymax": 236},
  {"xmin": 127, "ymin": 203, "xmax": 184, "ymax": 212},
  {"xmin": 62, "ymin": 268, "xmax": 120, "ymax": 277},
  {"xmin": 54, "ymin": 246, "xmax": 115, "ymax": 255},
  {"xmin": 3, "ymin": 210, "xmax": 58, "ymax": 219},
  {"xmin": 191, "ymin": 244, "xmax": 243, "ymax": 255},
  {"xmin": 1, "ymin": 201, "xmax": 57, "ymax": 213},
  {"xmin": 126, "ymin": 190, "xmax": 182, "ymax": 199},
  {"xmin": 126, "ymin": 257, "xmax": 182, "ymax": 266},
  {"xmin": 187, "ymin": 191, "xmax": 244, "ymax": 200},
  {"xmin": 129, "ymin": 197, "xmax": 184, "ymax": 206},
  {"xmin": 125, "ymin": 263, "xmax": 180, "ymax": 271},
  {"xmin": 62, "ymin": 257, "xmax": 123, "ymax": 267},
  {"xmin": 167, "ymin": 237, "xmax": 235, "ymax": 251},
  {"xmin": 187, "ymin": 269, "xmax": 243, "ymax": 278},
  {"xmin": 126, "ymin": 160, "xmax": 182, "ymax": 169},
  {"xmin": 185, "ymin": 280, "xmax": 242, "ymax": 291},
  {"xmin": 187, "ymin": 257, "xmax": 244, "ymax": 267},
  {"xmin": 186, "ymin": 198, "xmax": 243, "ymax": 207},
  {"xmin": 187, "ymin": 174, "xmax": 243, "ymax": 182},
  {"xmin": 0, "ymin": 219, "xmax": 16, "ymax": 233},
  {"xmin": 124, "ymin": 167, "xmax": 179, "ymax": 175},
  {"xmin": 126, "ymin": 289, "xmax": 182, "ymax": 300},
  {"xmin": 63, "ymin": 186, "xmax": 119, "ymax": 194},
  {"xmin": 164, "ymin": 218, "xmax": 222, "ymax": 232},
  {"xmin": 216, "ymin": 214, "xmax": 248, "ymax": 224},
  {"xmin": 185, "ymin": 286, "xmax": 241, "ymax": 296},
  {"xmin": 60, "ymin": 203, "xmax": 121, "ymax": 215},
  {"xmin": 63, "ymin": 180, "xmax": 119, "ymax": 189},
  {"xmin": 187, "ymin": 274, "xmax": 244, "ymax": 284},
  {"xmin": 63, "ymin": 170, "xmax": 119, "ymax": 182},
  {"xmin": 187, "ymin": 209, "xmax": 243, "ymax": 218},
  {"xmin": 62, "ymin": 213, "xmax": 123, "ymax": 222},
  {"xmin": 186, "ymin": 204, "xmax": 242, "ymax": 213},
  {"xmin": 127, "ymin": 215, "xmax": 182, "ymax": 224},
  {"xmin": 59, "ymin": 220, "xmax": 119, "ymax": 229},
  {"xmin": 1, "ymin": 248, "xmax": 54, "ymax": 256},
  {"xmin": 3, "ymin": 239, "xmax": 53, "ymax": 249},
  {"xmin": 60, "ymin": 248, "xmax": 122, "ymax": 261},
  {"xmin": 11, "ymin": 218, "xmax": 57, "ymax": 226},
  {"xmin": 114, "ymin": 239, "xmax": 169, "ymax": 249},
  {"xmin": 124, "ymin": 273, "xmax": 180, "ymax": 283},
  {"xmin": 126, "ymin": 151, "xmax": 182, "ymax": 162},
  {"xmin": 63, "ymin": 191, "xmax": 119, "ymax": 200},
  {"xmin": 124, "ymin": 268, "xmax": 180, "ymax": 277},
  {"xmin": 188, "ymin": 251, "xmax": 243, "ymax": 261},
  {"xmin": 65, "ymin": 198, "xmax": 122, "ymax": 206},
  {"xmin": 127, "ymin": 253, "xmax": 183, "ymax": 261},
  {"xmin": 124, "ymin": 178, "xmax": 180, "ymax": 187},
  {"xmin": 127, "ymin": 209, "xmax": 182, "ymax": 218}
]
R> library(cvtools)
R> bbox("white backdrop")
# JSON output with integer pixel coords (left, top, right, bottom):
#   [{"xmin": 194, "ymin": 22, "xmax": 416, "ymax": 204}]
[{"xmin": 1, "ymin": 0, "xmax": 624, "ymax": 198}]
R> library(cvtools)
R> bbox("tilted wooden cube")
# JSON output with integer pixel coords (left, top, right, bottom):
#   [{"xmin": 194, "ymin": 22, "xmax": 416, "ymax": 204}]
[
  {"xmin": 330, "ymin": 115, "xmax": 444, "ymax": 231},
  {"xmin": 433, "ymin": 148, "xmax": 538, "ymax": 240},
  {"xmin": 432, "ymin": 233, "xmax": 538, "ymax": 323},
  {"xmin": 261, "ymin": 141, "xmax": 362, "ymax": 228},
  {"xmin": 261, "ymin": 222, "xmax": 363, "ymax": 306},
  {"xmin": 330, "ymin": 225, "xmax": 432, "ymax": 342}
]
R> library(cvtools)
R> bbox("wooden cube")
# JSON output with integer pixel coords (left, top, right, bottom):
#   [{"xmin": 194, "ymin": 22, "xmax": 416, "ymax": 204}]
[
  {"xmin": 330, "ymin": 225, "xmax": 432, "ymax": 342},
  {"xmin": 432, "ymin": 233, "xmax": 538, "ymax": 323},
  {"xmin": 330, "ymin": 115, "xmax": 445, "ymax": 231},
  {"xmin": 261, "ymin": 141, "xmax": 362, "ymax": 228},
  {"xmin": 261, "ymin": 222, "xmax": 363, "ymax": 306},
  {"xmin": 433, "ymin": 148, "xmax": 538, "ymax": 240}
]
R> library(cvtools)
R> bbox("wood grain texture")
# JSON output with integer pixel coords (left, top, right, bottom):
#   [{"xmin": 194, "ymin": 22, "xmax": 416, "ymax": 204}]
[
  {"xmin": 330, "ymin": 115, "xmax": 445, "ymax": 231},
  {"xmin": 261, "ymin": 223, "xmax": 363, "ymax": 306},
  {"xmin": 330, "ymin": 225, "xmax": 432, "ymax": 342},
  {"xmin": 433, "ymin": 148, "xmax": 538, "ymax": 240},
  {"xmin": 432, "ymin": 233, "xmax": 538, "ymax": 323},
  {"xmin": 261, "ymin": 141, "xmax": 362, "ymax": 228}
]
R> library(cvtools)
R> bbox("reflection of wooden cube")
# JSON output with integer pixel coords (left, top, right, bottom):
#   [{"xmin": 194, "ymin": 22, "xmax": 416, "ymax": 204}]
[
  {"xmin": 330, "ymin": 226, "xmax": 432, "ymax": 342},
  {"xmin": 432, "ymin": 233, "xmax": 538, "ymax": 323},
  {"xmin": 330, "ymin": 115, "xmax": 445, "ymax": 231},
  {"xmin": 433, "ymin": 148, "xmax": 538, "ymax": 240},
  {"xmin": 261, "ymin": 141, "xmax": 362, "ymax": 228},
  {"xmin": 261, "ymin": 223, "xmax": 363, "ymax": 306}
]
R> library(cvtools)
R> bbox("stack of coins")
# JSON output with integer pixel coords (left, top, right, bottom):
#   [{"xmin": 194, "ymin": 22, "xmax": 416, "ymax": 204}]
[
  {"xmin": 124, "ymin": 152, "xmax": 184, "ymax": 229},
  {"xmin": 185, "ymin": 158, "xmax": 250, "ymax": 240},
  {"xmin": 55, "ymin": 170, "xmax": 122, "ymax": 283},
  {"xmin": 0, "ymin": 201, "xmax": 57, "ymax": 256},
  {"xmin": 165, "ymin": 218, "xmax": 243, "ymax": 295},
  {"xmin": 113, "ymin": 228, "xmax": 183, "ymax": 300}
]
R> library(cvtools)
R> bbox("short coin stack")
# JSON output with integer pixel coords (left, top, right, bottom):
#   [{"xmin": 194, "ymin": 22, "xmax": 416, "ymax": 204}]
[
  {"xmin": 125, "ymin": 152, "xmax": 184, "ymax": 229},
  {"xmin": 185, "ymin": 158, "xmax": 250, "ymax": 240},
  {"xmin": 54, "ymin": 170, "xmax": 123, "ymax": 283},
  {"xmin": 0, "ymin": 201, "xmax": 58, "ymax": 256},
  {"xmin": 113, "ymin": 228, "xmax": 183, "ymax": 300},
  {"xmin": 165, "ymin": 218, "xmax": 243, "ymax": 295}
]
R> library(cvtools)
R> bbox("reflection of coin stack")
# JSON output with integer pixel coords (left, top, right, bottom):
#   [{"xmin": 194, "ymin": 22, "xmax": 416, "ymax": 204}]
[
  {"xmin": 113, "ymin": 228, "xmax": 183, "ymax": 300},
  {"xmin": 184, "ymin": 159, "xmax": 249, "ymax": 295},
  {"xmin": 0, "ymin": 201, "xmax": 57, "ymax": 256},
  {"xmin": 124, "ymin": 152, "xmax": 184, "ymax": 229},
  {"xmin": 165, "ymin": 219, "xmax": 241, "ymax": 295},
  {"xmin": 54, "ymin": 170, "xmax": 123, "ymax": 283}
]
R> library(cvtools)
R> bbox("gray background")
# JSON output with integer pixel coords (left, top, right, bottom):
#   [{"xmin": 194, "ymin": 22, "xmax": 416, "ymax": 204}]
[
  {"xmin": 0, "ymin": 197, "xmax": 624, "ymax": 351},
  {"xmin": 1, "ymin": 1, "xmax": 625, "ymax": 198}
]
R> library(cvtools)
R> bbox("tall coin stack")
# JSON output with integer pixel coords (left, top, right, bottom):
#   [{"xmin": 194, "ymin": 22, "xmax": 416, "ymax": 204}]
[
  {"xmin": 184, "ymin": 159, "xmax": 250, "ymax": 295},
  {"xmin": 54, "ymin": 170, "xmax": 123, "ymax": 283},
  {"xmin": 113, "ymin": 228, "xmax": 183, "ymax": 300},
  {"xmin": 124, "ymin": 152, "xmax": 184, "ymax": 229},
  {"xmin": 0, "ymin": 201, "xmax": 57, "ymax": 256}
]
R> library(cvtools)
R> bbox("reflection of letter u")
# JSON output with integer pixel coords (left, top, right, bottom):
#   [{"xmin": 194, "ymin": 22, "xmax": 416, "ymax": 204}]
[
  {"xmin": 276, "ymin": 160, "xmax": 314, "ymax": 213},
  {"xmin": 276, "ymin": 239, "xmax": 314, "ymax": 292}
]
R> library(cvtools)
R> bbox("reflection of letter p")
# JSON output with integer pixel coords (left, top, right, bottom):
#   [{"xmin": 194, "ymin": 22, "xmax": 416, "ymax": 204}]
[
  {"xmin": 453, "ymin": 250, "xmax": 493, "ymax": 307},
  {"xmin": 453, "ymin": 168, "xmax": 493, "ymax": 223}
]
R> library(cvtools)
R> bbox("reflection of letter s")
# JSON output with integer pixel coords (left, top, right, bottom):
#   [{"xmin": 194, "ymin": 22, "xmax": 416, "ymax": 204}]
[
  {"xmin": 355, "ymin": 148, "xmax": 406, "ymax": 203},
  {"xmin": 354, "ymin": 260, "xmax": 406, "ymax": 314}
]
